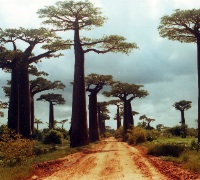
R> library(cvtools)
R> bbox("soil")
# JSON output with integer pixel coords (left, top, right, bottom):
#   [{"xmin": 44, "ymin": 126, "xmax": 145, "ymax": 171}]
[{"xmin": 27, "ymin": 137, "xmax": 200, "ymax": 180}]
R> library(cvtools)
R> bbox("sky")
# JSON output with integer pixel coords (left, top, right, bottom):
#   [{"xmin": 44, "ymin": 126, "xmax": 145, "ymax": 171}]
[{"xmin": 0, "ymin": 0, "xmax": 199, "ymax": 130}]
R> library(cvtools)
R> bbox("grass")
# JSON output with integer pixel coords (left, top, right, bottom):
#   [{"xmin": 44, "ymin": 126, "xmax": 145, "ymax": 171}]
[
  {"xmin": 140, "ymin": 136, "xmax": 200, "ymax": 174},
  {"xmin": 0, "ymin": 139, "xmax": 99, "ymax": 180}
]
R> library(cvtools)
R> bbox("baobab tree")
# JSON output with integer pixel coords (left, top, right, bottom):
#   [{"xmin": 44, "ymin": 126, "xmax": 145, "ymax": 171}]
[
  {"xmin": 173, "ymin": 100, "xmax": 192, "ymax": 138},
  {"xmin": 0, "ymin": 28, "xmax": 68, "ymax": 138},
  {"xmin": 139, "ymin": 114, "xmax": 155, "ymax": 129},
  {"xmin": 58, "ymin": 119, "xmax": 68, "ymax": 129},
  {"xmin": 158, "ymin": 8, "xmax": 200, "ymax": 141},
  {"xmin": 37, "ymin": 0, "xmax": 138, "ymax": 147},
  {"xmin": 108, "ymin": 100, "xmax": 123, "ymax": 129},
  {"xmin": 97, "ymin": 101, "xmax": 110, "ymax": 136},
  {"xmin": 30, "ymin": 77, "xmax": 65, "ymax": 130},
  {"xmin": 103, "ymin": 82, "xmax": 148, "ymax": 132},
  {"xmin": 34, "ymin": 118, "xmax": 43, "ymax": 130},
  {"xmin": 37, "ymin": 93, "xmax": 65, "ymax": 129},
  {"xmin": 85, "ymin": 73, "xmax": 114, "ymax": 142}
]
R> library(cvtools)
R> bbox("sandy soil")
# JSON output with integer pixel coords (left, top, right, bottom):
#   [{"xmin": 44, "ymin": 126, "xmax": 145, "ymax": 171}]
[{"xmin": 28, "ymin": 137, "xmax": 200, "ymax": 180}]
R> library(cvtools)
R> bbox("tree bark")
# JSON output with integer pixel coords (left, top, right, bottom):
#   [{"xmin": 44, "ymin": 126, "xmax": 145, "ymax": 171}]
[
  {"xmin": 197, "ymin": 40, "xmax": 200, "ymax": 142},
  {"xmin": 70, "ymin": 22, "xmax": 88, "ymax": 147},
  {"xmin": 18, "ymin": 66, "xmax": 31, "ymax": 138},
  {"xmin": 30, "ymin": 95, "xmax": 34, "ymax": 131},
  {"xmin": 127, "ymin": 100, "xmax": 134, "ymax": 127},
  {"xmin": 123, "ymin": 100, "xmax": 129, "ymax": 132},
  {"xmin": 97, "ymin": 105, "xmax": 102, "ymax": 134},
  {"xmin": 88, "ymin": 93, "xmax": 99, "ymax": 142},
  {"xmin": 180, "ymin": 110, "xmax": 186, "ymax": 138},
  {"xmin": 8, "ymin": 62, "xmax": 19, "ymax": 133},
  {"xmin": 116, "ymin": 105, "xmax": 120, "ymax": 129},
  {"xmin": 49, "ymin": 101, "xmax": 54, "ymax": 129}
]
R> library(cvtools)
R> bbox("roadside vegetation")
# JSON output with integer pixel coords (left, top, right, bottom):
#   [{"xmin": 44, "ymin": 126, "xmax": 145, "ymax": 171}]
[
  {"xmin": 0, "ymin": 125, "xmax": 97, "ymax": 180},
  {"xmin": 115, "ymin": 125, "xmax": 200, "ymax": 174}
]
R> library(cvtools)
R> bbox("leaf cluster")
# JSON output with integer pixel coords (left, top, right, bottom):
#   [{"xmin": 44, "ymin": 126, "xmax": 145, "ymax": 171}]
[{"xmin": 158, "ymin": 9, "xmax": 200, "ymax": 43}]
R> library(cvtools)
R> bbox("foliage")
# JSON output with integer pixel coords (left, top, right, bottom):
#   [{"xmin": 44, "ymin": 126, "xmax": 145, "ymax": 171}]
[
  {"xmin": 42, "ymin": 130, "xmax": 62, "ymax": 144},
  {"xmin": 173, "ymin": 100, "xmax": 192, "ymax": 111},
  {"xmin": 0, "ymin": 127, "xmax": 33, "ymax": 166},
  {"xmin": 166, "ymin": 125, "xmax": 188, "ymax": 137},
  {"xmin": 158, "ymin": 9, "xmax": 200, "ymax": 43},
  {"xmin": 146, "ymin": 130, "xmax": 160, "ymax": 141},
  {"xmin": 114, "ymin": 126, "xmax": 124, "ymax": 139},
  {"xmin": 32, "ymin": 129, "xmax": 43, "ymax": 141},
  {"xmin": 126, "ymin": 127, "xmax": 147, "ymax": 145},
  {"xmin": 147, "ymin": 144, "xmax": 185, "ymax": 157}
]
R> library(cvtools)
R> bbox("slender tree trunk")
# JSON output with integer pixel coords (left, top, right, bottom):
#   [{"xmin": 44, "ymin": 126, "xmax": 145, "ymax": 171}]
[
  {"xmin": 70, "ymin": 23, "xmax": 88, "ymax": 147},
  {"xmin": 49, "ymin": 101, "xmax": 54, "ymax": 129},
  {"xmin": 197, "ymin": 40, "xmax": 200, "ymax": 142},
  {"xmin": 8, "ymin": 63, "xmax": 19, "ymax": 133},
  {"xmin": 117, "ymin": 105, "xmax": 120, "ymax": 129},
  {"xmin": 18, "ymin": 66, "xmax": 31, "ymax": 138},
  {"xmin": 37, "ymin": 123, "xmax": 38, "ymax": 130},
  {"xmin": 89, "ymin": 93, "xmax": 99, "ymax": 142}
]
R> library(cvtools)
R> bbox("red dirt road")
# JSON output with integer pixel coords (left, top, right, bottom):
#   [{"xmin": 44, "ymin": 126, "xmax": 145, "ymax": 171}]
[{"xmin": 29, "ymin": 137, "xmax": 200, "ymax": 180}]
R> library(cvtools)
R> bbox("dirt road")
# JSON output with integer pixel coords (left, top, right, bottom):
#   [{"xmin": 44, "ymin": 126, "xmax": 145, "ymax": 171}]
[{"xmin": 29, "ymin": 137, "xmax": 200, "ymax": 180}]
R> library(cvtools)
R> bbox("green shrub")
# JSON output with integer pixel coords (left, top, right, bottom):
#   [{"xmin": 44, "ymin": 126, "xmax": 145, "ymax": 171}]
[
  {"xmin": 32, "ymin": 129, "xmax": 43, "ymax": 141},
  {"xmin": 114, "ymin": 126, "xmax": 124, "ymax": 139},
  {"xmin": 42, "ymin": 130, "xmax": 62, "ymax": 144},
  {"xmin": 147, "ymin": 144, "xmax": 185, "ymax": 157},
  {"xmin": 0, "ymin": 127, "xmax": 33, "ymax": 166},
  {"xmin": 127, "ymin": 127, "xmax": 147, "ymax": 145},
  {"xmin": 146, "ymin": 130, "xmax": 160, "ymax": 141},
  {"xmin": 190, "ymin": 140, "xmax": 200, "ymax": 151}
]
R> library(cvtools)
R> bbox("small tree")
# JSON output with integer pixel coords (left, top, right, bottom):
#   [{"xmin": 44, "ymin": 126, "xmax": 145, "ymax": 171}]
[
  {"xmin": 34, "ymin": 118, "xmax": 43, "ymax": 130},
  {"xmin": 37, "ymin": 93, "xmax": 65, "ymax": 129},
  {"xmin": 139, "ymin": 114, "xmax": 155, "ymax": 129},
  {"xmin": 173, "ymin": 100, "xmax": 192, "ymax": 138}
]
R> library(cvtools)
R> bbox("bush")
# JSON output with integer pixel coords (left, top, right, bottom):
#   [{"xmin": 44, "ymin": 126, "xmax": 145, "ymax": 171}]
[
  {"xmin": 127, "ymin": 127, "xmax": 147, "ymax": 145},
  {"xmin": 42, "ymin": 130, "xmax": 62, "ymax": 144},
  {"xmin": 114, "ymin": 126, "xmax": 124, "ymax": 139},
  {"xmin": 32, "ymin": 129, "xmax": 43, "ymax": 141},
  {"xmin": 146, "ymin": 130, "xmax": 160, "ymax": 141},
  {"xmin": 0, "ymin": 127, "xmax": 33, "ymax": 166},
  {"xmin": 147, "ymin": 144, "xmax": 185, "ymax": 157}
]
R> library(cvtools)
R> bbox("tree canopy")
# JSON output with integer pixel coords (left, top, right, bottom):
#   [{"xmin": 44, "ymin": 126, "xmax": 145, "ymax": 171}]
[{"xmin": 158, "ymin": 9, "xmax": 200, "ymax": 43}]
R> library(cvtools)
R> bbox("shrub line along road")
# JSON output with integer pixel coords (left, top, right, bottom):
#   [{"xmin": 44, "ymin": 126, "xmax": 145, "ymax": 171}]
[{"xmin": 29, "ymin": 137, "xmax": 200, "ymax": 180}]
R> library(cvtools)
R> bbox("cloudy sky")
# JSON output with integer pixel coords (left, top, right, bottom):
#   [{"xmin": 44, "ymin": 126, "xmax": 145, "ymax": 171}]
[{"xmin": 0, "ymin": 0, "xmax": 199, "ymax": 130}]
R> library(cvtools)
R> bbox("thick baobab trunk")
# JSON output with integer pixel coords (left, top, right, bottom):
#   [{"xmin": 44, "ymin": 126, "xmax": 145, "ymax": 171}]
[
  {"xmin": 8, "ymin": 63, "xmax": 19, "ymax": 133},
  {"xmin": 70, "ymin": 23, "xmax": 88, "ymax": 147},
  {"xmin": 97, "ymin": 105, "xmax": 102, "ymax": 134},
  {"xmin": 116, "ymin": 105, "xmax": 121, "ymax": 129},
  {"xmin": 30, "ymin": 95, "xmax": 34, "ymax": 131},
  {"xmin": 123, "ymin": 100, "xmax": 129, "ymax": 132},
  {"xmin": 18, "ymin": 66, "xmax": 31, "ymax": 138},
  {"xmin": 180, "ymin": 110, "xmax": 186, "ymax": 138},
  {"xmin": 127, "ymin": 101, "xmax": 134, "ymax": 127},
  {"xmin": 49, "ymin": 101, "xmax": 54, "ymax": 129},
  {"xmin": 197, "ymin": 40, "xmax": 200, "ymax": 143},
  {"xmin": 88, "ymin": 93, "xmax": 99, "ymax": 142}
]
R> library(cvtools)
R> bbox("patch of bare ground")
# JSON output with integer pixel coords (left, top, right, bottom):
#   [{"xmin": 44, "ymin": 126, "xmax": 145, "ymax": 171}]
[{"xmin": 27, "ymin": 137, "xmax": 200, "ymax": 180}]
